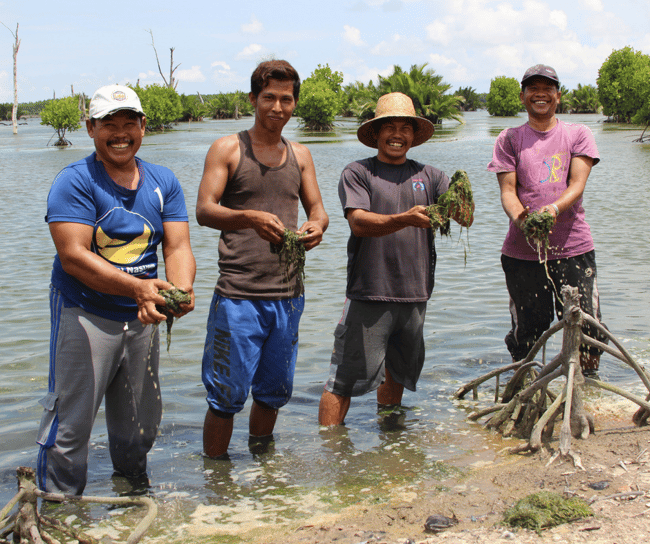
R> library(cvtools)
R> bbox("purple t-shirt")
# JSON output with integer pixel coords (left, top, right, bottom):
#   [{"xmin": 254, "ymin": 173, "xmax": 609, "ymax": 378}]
[{"xmin": 487, "ymin": 120, "xmax": 600, "ymax": 260}]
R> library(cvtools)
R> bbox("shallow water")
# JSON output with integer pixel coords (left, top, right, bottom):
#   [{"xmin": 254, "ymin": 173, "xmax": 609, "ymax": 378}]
[{"xmin": 1, "ymin": 111, "xmax": 649, "ymax": 538}]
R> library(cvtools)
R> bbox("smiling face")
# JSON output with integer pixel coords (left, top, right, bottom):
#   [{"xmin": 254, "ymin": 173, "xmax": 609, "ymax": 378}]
[
  {"xmin": 87, "ymin": 110, "xmax": 146, "ymax": 172},
  {"xmin": 520, "ymin": 77, "xmax": 561, "ymax": 126},
  {"xmin": 375, "ymin": 118, "xmax": 415, "ymax": 164},
  {"xmin": 249, "ymin": 78, "xmax": 297, "ymax": 133}
]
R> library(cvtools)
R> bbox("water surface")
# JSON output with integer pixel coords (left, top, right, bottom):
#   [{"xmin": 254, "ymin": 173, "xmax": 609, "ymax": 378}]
[{"xmin": 1, "ymin": 112, "xmax": 649, "ymax": 538}]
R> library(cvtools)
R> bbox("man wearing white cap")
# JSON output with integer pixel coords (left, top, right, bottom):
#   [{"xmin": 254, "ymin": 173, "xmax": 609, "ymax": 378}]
[
  {"xmin": 37, "ymin": 84, "xmax": 196, "ymax": 495},
  {"xmin": 319, "ymin": 92, "xmax": 473, "ymax": 426}
]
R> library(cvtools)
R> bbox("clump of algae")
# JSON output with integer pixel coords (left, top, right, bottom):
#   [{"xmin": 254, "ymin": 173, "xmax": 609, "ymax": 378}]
[
  {"xmin": 157, "ymin": 286, "xmax": 191, "ymax": 351},
  {"xmin": 522, "ymin": 210, "xmax": 554, "ymax": 261},
  {"xmin": 503, "ymin": 491, "xmax": 592, "ymax": 534},
  {"xmin": 425, "ymin": 169, "xmax": 474, "ymax": 237},
  {"xmin": 271, "ymin": 229, "xmax": 306, "ymax": 288}
]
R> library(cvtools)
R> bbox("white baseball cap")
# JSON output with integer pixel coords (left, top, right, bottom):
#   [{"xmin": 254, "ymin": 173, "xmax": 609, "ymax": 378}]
[{"xmin": 89, "ymin": 84, "xmax": 145, "ymax": 119}]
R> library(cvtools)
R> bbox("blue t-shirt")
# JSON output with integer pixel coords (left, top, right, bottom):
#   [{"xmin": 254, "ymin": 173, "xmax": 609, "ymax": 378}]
[{"xmin": 47, "ymin": 152, "xmax": 189, "ymax": 321}]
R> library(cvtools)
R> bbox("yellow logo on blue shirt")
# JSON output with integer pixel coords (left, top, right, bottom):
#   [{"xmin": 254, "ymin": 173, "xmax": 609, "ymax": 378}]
[{"xmin": 94, "ymin": 208, "xmax": 154, "ymax": 265}]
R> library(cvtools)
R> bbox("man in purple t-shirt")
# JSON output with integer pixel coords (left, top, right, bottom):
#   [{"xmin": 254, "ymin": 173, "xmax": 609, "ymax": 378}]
[{"xmin": 487, "ymin": 64, "xmax": 607, "ymax": 377}]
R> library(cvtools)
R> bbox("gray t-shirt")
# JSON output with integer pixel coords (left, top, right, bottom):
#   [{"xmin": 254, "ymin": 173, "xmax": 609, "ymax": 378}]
[{"xmin": 339, "ymin": 157, "xmax": 450, "ymax": 302}]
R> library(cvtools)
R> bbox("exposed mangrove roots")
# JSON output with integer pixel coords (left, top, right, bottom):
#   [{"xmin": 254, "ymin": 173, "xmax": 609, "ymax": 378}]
[
  {"xmin": 0, "ymin": 466, "xmax": 157, "ymax": 544},
  {"xmin": 271, "ymin": 229, "xmax": 306, "ymax": 288},
  {"xmin": 454, "ymin": 285, "xmax": 650, "ymax": 466},
  {"xmin": 426, "ymin": 169, "xmax": 474, "ymax": 237},
  {"xmin": 157, "ymin": 285, "xmax": 191, "ymax": 351}
]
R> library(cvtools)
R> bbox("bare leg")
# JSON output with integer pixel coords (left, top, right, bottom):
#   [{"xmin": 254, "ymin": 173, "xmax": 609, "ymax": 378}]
[
  {"xmin": 319, "ymin": 390, "xmax": 351, "ymax": 426},
  {"xmin": 203, "ymin": 409, "xmax": 234, "ymax": 458},
  {"xmin": 377, "ymin": 369, "xmax": 404, "ymax": 406},
  {"xmin": 249, "ymin": 400, "xmax": 278, "ymax": 437}
]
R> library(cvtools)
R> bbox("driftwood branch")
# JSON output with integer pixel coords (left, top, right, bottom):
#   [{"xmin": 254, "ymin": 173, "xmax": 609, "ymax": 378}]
[
  {"xmin": 456, "ymin": 285, "xmax": 650, "ymax": 463},
  {"xmin": 1, "ymin": 467, "xmax": 157, "ymax": 544}
]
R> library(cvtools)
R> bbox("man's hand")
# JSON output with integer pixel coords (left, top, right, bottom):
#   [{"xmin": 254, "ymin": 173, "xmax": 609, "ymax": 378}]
[
  {"xmin": 249, "ymin": 210, "xmax": 286, "ymax": 245},
  {"xmin": 513, "ymin": 205, "xmax": 530, "ymax": 231},
  {"xmin": 133, "ymin": 278, "xmax": 175, "ymax": 325},
  {"xmin": 297, "ymin": 221, "xmax": 324, "ymax": 250}
]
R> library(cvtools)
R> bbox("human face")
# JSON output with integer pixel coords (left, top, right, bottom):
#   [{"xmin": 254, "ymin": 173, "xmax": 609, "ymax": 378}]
[
  {"xmin": 86, "ymin": 111, "xmax": 146, "ymax": 171},
  {"xmin": 520, "ymin": 77, "xmax": 561, "ymax": 124},
  {"xmin": 249, "ymin": 79, "xmax": 297, "ymax": 133},
  {"xmin": 376, "ymin": 119, "xmax": 415, "ymax": 164}
]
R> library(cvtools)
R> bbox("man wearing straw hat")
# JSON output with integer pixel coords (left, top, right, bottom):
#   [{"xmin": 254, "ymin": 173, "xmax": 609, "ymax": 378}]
[{"xmin": 319, "ymin": 92, "xmax": 473, "ymax": 426}]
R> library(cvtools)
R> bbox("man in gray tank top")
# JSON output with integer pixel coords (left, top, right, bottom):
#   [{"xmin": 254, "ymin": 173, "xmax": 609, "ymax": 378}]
[
  {"xmin": 197, "ymin": 60, "xmax": 329, "ymax": 458},
  {"xmin": 318, "ymin": 92, "xmax": 473, "ymax": 427}
]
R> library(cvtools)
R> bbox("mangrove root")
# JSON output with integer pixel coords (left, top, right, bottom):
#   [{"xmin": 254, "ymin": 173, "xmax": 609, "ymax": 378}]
[
  {"xmin": 455, "ymin": 285, "xmax": 650, "ymax": 462},
  {"xmin": 1, "ymin": 466, "xmax": 157, "ymax": 544}
]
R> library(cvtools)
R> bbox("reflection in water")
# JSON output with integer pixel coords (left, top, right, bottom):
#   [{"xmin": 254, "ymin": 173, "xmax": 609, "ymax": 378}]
[{"xmin": 1, "ymin": 112, "xmax": 649, "ymax": 538}]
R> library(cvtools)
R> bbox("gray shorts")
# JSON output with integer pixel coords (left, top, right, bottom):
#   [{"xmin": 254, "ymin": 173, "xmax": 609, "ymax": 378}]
[{"xmin": 324, "ymin": 299, "xmax": 427, "ymax": 397}]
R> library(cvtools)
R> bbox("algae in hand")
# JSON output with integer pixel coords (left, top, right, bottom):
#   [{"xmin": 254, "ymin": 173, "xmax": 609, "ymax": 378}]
[{"xmin": 157, "ymin": 286, "xmax": 191, "ymax": 351}]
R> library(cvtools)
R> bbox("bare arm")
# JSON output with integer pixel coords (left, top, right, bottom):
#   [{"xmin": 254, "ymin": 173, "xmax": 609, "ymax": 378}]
[
  {"xmin": 195, "ymin": 135, "xmax": 286, "ymax": 245},
  {"xmin": 161, "ymin": 221, "xmax": 196, "ymax": 317},
  {"xmin": 293, "ymin": 142, "xmax": 329, "ymax": 250},
  {"xmin": 49, "ymin": 222, "xmax": 171, "ymax": 324},
  {"xmin": 347, "ymin": 205, "xmax": 431, "ymax": 237},
  {"xmin": 497, "ymin": 171, "xmax": 529, "ymax": 230}
]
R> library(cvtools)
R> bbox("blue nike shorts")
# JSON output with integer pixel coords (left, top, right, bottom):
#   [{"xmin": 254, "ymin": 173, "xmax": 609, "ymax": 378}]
[{"xmin": 201, "ymin": 292, "xmax": 304, "ymax": 414}]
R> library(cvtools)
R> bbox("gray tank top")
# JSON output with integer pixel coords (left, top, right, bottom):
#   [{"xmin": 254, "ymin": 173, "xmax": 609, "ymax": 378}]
[{"xmin": 216, "ymin": 130, "xmax": 303, "ymax": 299}]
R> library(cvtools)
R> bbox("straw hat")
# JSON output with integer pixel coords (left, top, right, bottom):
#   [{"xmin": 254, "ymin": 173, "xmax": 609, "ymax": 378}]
[{"xmin": 357, "ymin": 92, "xmax": 435, "ymax": 148}]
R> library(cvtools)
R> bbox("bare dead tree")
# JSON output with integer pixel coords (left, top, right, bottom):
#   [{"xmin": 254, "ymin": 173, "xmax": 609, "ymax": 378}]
[
  {"xmin": 147, "ymin": 29, "xmax": 180, "ymax": 90},
  {"xmin": 1, "ymin": 21, "xmax": 20, "ymax": 134}
]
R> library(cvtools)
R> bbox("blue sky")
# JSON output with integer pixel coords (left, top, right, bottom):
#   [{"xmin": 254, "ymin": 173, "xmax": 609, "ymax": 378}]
[{"xmin": 1, "ymin": 0, "xmax": 649, "ymax": 103}]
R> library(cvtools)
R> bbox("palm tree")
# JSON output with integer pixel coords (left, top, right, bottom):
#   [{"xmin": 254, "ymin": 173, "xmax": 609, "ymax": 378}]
[
  {"xmin": 570, "ymin": 84, "xmax": 601, "ymax": 114},
  {"xmin": 375, "ymin": 63, "xmax": 464, "ymax": 124}
]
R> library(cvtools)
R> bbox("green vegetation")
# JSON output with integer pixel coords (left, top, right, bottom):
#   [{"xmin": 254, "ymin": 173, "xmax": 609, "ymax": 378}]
[
  {"xmin": 455, "ymin": 86, "xmax": 482, "ymax": 111},
  {"xmin": 486, "ymin": 76, "xmax": 522, "ymax": 116},
  {"xmin": 295, "ymin": 64, "xmax": 344, "ymax": 130},
  {"xmin": 271, "ymin": 229, "xmax": 306, "ymax": 288},
  {"xmin": 522, "ymin": 211, "xmax": 554, "ymax": 262},
  {"xmin": 157, "ymin": 286, "xmax": 192, "ymax": 351},
  {"xmin": 426, "ymin": 170, "xmax": 474, "ymax": 237},
  {"xmin": 130, "ymin": 83, "xmax": 182, "ymax": 131},
  {"xmin": 203, "ymin": 91, "xmax": 253, "ymax": 119},
  {"xmin": 0, "ymin": 102, "xmax": 26, "ymax": 120},
  {"xmin": 567, "ymin": 83, "xmax": 600, "ymax": 114},
  {"xmin": 597, "ymin": 46, "xmax": 650, "ymax": 123},
  {"xmin": 503, "ymin": 491, "xmax": 592, "ymax": 533},
  {"xmin": 376, "ymin": 63, "xmax": 463, "ymax": 124},
  {"xmin": 179, "ymin": 93, "xmax": 209, "ymax": 121},
  {"xmin": 39, "ymin": 96, "xmax": 82, "ymax": 146}
]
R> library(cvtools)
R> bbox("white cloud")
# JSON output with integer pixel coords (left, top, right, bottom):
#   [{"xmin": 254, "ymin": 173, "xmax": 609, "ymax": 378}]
[
  {"xmin": 236, "ymin": 44, "xmax": 265, "ymax": 60},
  {"xmin": 176, "ymin": 66, "xmax": 205, "ymax": 83},
  {"xmin": 241, "ymin": 14, "xmax": 263, "ymax": 34},
  {"xmin": 370, "ymin": 34, "xmax": 425, "ymax": 56},
  {"xmin": 211, "ymin": 61, "xmax": 231, "ymax": 71},
  {"xmin": 549, "ymin": 10, "xmax": 567, "ymax": 31},
  {"xmin": 579, "ymin": 0, "xmax": 604, "ymax": 11},
  {"xmin": 343, "ymin": 25, "xmax": 365, "ymax": 46},
  {"xmin": 425, "ymin": 19, "xmax": 452, "ymax": 46}
]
